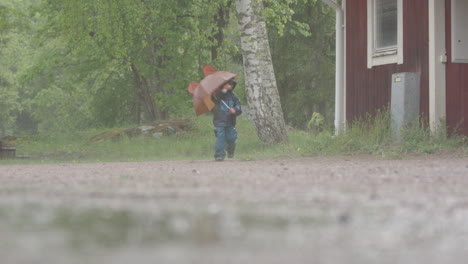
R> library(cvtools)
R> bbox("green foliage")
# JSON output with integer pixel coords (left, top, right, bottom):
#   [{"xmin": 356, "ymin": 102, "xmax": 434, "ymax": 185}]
[
  {"xmin": 29, "ymin": 85, "xmax": 94, "ymax": 133},
  {"xmin": 330, "ymin": 109, "xmax": 393, "ymax": 154},
  {"xmin": 263, "ymin": 0, "xmax": 311, "ymax": 37},
  {"xmin": 0, "ymin": 0, "xmax": 37, "ymax": 135},
  {"xmin": 396, "ymin": 119, "xmax": 464, "ymax": 154},
  {"xmin": 307, "ymin": 112, "xmax": 324, "ymax": 133},
  {"xmin": 0, "ymin": 5, "xmax": 11, "ymax": 33},
  {"xmin": 2, "ymin": 0, "xmax": 335, "ymax": 138},
  {"xmin": 268, "ymin": 0, "xmax": 335, "ymax": 129},
  {"xmin": 90, "ymin": 72, "xmax": 139, "ymax": 127},
  {"xmin": 20, "ymin": 0, "xmax": 229, "ymax": 131},
  {"xmin": 0, "ymin": 83, "xmax": 19, "ymax": 135},
  {"xmin": 297, "ymin": 109, "xmax": 466, "ymax": 157}
]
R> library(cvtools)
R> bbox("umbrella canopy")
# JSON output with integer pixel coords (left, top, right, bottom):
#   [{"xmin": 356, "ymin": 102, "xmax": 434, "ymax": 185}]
[{"xmin": 187, "ymin": 65, "xmax": 236, "ymax": 115}]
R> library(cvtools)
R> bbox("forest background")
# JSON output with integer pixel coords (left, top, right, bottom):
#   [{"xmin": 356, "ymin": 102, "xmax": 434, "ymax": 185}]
[{"xmin": 0, "ymin": 0, "xmax": 335, "ymax": 137}]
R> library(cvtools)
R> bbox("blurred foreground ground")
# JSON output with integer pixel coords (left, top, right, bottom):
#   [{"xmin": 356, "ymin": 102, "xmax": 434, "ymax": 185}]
[{"xmin": 1, "ymin": 155, "xmax": 468, "ymax": 264}]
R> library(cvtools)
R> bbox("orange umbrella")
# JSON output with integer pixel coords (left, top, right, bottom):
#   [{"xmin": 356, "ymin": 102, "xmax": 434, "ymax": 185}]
[{"xmin": 187, "ymin": 65, "xmax": 236, "ymax": 115}]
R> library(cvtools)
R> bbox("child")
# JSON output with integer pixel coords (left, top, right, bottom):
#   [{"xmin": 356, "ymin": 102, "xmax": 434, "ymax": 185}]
[{"xmin": 211, "ymin": 79, "xmax": 242, "ymax": 161}]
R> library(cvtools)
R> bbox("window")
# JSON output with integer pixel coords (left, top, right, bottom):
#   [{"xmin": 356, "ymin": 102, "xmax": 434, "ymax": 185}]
[
  {"xmin": 375, "ymin": 0, "xmax": 397, "ymax": 52},
  {"xmin": 367, "ymin": 0, "xmax": 403, "ymax": 68}
]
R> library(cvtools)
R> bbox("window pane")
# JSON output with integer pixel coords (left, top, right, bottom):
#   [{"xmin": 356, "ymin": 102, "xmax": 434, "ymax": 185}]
[{"xmin": 375, "ymin": 0, "xmax": 397, "ymax": 50}]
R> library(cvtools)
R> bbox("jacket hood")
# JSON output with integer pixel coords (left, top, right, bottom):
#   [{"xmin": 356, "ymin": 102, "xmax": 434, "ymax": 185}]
[{"xmin": 228, "ymin": 79, "xmax": 237, "ymax": 91}]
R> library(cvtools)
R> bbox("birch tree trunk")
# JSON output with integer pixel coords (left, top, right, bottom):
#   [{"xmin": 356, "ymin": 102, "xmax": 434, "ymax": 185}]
[{"xmin": 235, "ymin": 0, "xmax": 288, "ymax": 143}]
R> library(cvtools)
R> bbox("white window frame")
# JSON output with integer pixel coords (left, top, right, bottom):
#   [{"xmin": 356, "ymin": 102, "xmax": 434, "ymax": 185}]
[{"xmin": 367, "ymin": 0, "xmax": 403, "ymax": 68}]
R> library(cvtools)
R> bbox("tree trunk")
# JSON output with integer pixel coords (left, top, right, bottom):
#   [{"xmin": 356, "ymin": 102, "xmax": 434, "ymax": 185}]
[
  {"xmin": 211, "ymin": 1, "xmax": 233, "ymax": 60},
  {"xmin": 130, "ymin": 63, "xmax": 162, "ymax": 121},
  {"xmin": 235, "ymin": 0, "xmax": 288, "ymax": 143}
]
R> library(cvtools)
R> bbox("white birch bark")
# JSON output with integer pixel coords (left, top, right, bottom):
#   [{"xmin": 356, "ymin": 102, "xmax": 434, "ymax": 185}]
[{"xmin": 235, "ymin": 0, "xmax": 288, "ymax": 143}]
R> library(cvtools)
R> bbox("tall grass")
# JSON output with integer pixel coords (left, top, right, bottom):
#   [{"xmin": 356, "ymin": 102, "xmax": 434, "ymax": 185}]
[
  {"xmin": 3, "ymin": 111, "xmax": 467, "ymax": 164},
  {"xmin": 9, "ymin": 115, "xmax": 288, "ymax": 163},
  {"xmin": 298, "ymin": 109, "xmax": 466, "ymax": 157}
]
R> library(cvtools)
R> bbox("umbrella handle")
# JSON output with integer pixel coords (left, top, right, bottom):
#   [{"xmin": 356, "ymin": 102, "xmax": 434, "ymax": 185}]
[{"xmin": 220, "ymin": 99, "xmax": 230, "ymax": 110}]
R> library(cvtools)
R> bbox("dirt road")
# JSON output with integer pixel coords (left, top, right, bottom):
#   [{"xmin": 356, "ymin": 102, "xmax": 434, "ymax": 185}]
[{"xmin": 1, "ymin": 155, "xmax": 468, "ymax": 264}]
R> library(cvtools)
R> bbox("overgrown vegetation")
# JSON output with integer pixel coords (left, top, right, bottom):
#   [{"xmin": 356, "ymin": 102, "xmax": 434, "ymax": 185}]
[
  {"xmin": 2, "ymin": 112, "xmax": 466, "ymax": 164},
  {"xmin": 1, "ymin": 0, "xmax": 466, "ymax": 163},
  {"xmin": 298, "ymin": 110, "xmax": 467, "ymax": 158},
  {"xmin": 1, "ymin": 0, "xmax": 336, "ymax": 136}
]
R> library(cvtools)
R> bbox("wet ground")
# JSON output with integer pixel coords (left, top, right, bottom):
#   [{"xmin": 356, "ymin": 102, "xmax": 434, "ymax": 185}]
[{"xmin": 1, "ymin": 155, "xmax": 468, "ymax": 264}]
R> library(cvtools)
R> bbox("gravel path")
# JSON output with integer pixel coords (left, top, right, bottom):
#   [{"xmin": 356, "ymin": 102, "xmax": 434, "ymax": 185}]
[{"xmin": 1, "ymin": 155, "xmax": 468, "ymax": 264}]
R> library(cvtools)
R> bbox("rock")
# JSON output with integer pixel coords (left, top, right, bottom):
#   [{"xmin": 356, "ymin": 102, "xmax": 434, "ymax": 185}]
[
  {"xmin": 139, "ymin": 126, "xmax": 154, "ymax": 132},
  {"xmin": 152, "ymin": 132, "xmax": 163, "ymax": 138},
  {"xmin": 87, "ymin": 117, "xmax": 192, "ymax": 143}
]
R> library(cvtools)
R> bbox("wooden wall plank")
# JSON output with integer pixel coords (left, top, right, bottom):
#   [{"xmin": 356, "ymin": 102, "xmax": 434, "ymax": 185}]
[{"xmin": 346, "ymin": 0, "xmax": 429, "ymax": 124}]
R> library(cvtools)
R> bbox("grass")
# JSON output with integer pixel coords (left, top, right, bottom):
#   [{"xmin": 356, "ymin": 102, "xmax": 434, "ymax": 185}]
[{"xmin": 1, "ymin": 112, "xmax": 467, "ymax": 164}]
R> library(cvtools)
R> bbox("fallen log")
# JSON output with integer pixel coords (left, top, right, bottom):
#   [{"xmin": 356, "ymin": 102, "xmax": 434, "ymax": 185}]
[{"xmin": 87, "ymin": 117, "xmax": 192, "ymax": 143}]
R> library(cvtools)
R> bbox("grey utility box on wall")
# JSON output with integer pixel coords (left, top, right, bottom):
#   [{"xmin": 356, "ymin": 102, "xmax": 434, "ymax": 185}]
[{"xmin": 391, "ymin": 72, "xmax": 421, "ymax": 140}]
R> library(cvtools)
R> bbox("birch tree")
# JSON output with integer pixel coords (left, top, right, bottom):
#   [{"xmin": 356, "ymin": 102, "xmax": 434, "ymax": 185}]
[{"xmin": 235, "ymin": 0, "xmax": 288, "ymax": 143}]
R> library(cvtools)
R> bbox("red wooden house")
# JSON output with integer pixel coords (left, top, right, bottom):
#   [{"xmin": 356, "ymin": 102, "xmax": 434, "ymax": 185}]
[{"xmin": 341, "ymin": 0, "xmax": 468, "ymax": 136}]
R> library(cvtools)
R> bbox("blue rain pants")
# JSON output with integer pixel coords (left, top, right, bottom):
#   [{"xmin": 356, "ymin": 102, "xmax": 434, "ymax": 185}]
[{"xmin": 214, "ymin": 126, "xmax": 238, "ymax": 160}]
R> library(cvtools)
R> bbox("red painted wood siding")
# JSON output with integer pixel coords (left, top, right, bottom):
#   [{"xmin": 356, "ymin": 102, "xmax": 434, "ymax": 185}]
[
  {"xmin": 346, "ymin": 0, "xmax": 429, "ymax": 122},
  {"xmin": 445, "ymin": 0, "xmax": 468, "ymax": 136}
]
